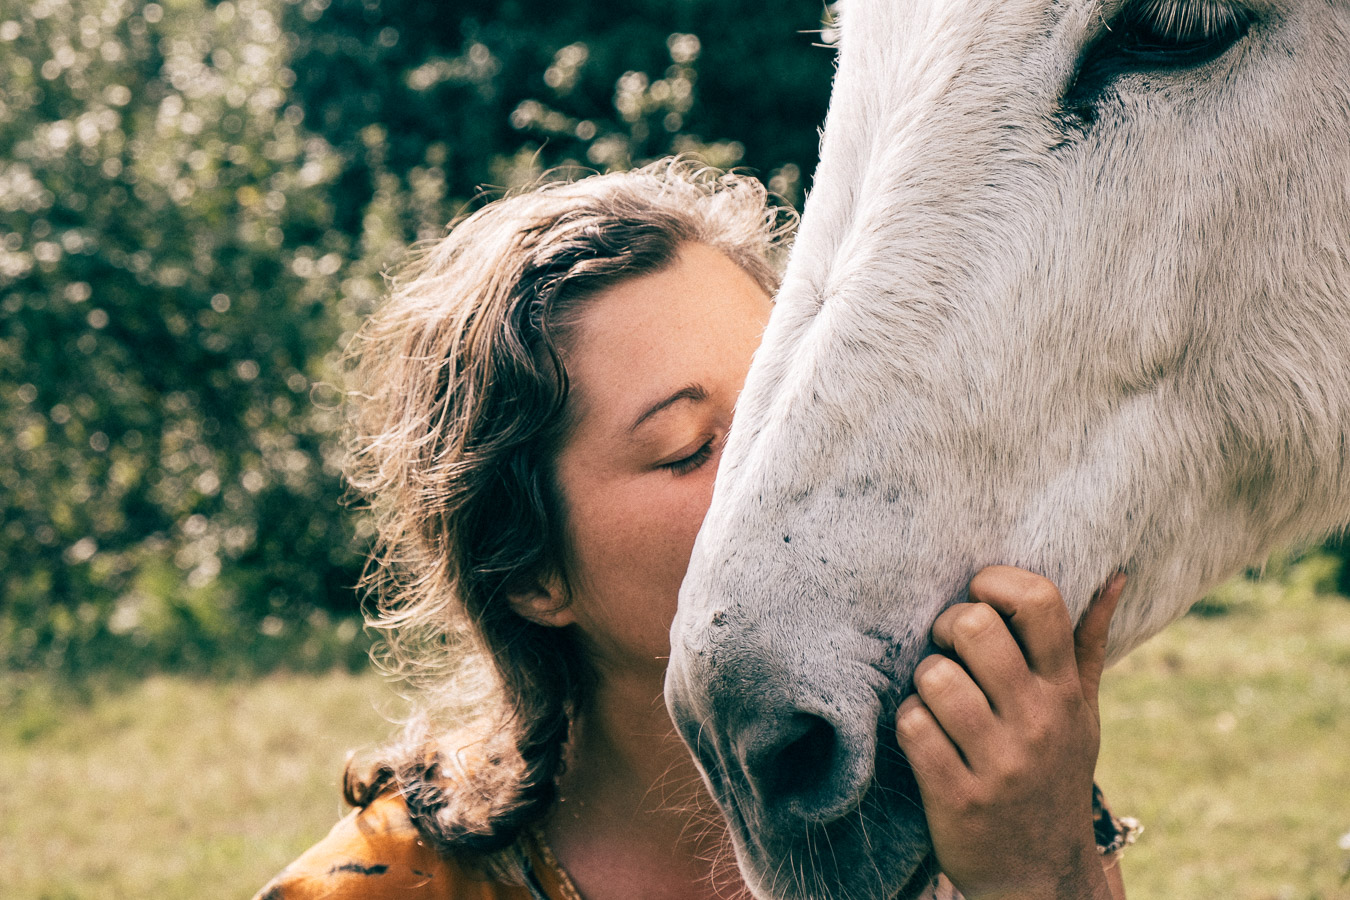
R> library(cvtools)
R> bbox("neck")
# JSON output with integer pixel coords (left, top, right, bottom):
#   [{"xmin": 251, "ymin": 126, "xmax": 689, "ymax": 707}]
[
  {"xmin": 582, "ymin": 665, "xmax": 696, "ymax": 791},
  {"xmin": 547, "ymin": 663, "xmax": 743, "ymax": 900}
]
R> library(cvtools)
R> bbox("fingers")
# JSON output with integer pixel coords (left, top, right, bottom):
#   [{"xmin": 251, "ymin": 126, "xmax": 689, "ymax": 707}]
[
  {"xmin": 930, "ymin": 601, "xmax": 1032, "ymax": 714},
  {"xmin": 1074, "ymin": 573, "xmax": 1125, "ymax": 719},
  {"xmin": 895, "ymin": 693, "xmax": 968, "ymax": 796},
  {"xmin": 911, "ymin": 653, "xmax": 994, "ymax": 754},
  {"xmin": 968, "ymin": 566, "xmax": 1075, "ymax": 682}
]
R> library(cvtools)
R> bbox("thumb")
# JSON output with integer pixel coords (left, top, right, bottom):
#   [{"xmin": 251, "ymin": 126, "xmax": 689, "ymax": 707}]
[{"xmin": 1074, "ymin": 573, "xmax": 1125, "ymax": 718}]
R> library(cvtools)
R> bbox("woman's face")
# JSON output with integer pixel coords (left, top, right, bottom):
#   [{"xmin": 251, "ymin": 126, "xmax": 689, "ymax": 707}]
[{"xmin": 545, "ymin": 243, "xmax": 773, "ymax": 677}]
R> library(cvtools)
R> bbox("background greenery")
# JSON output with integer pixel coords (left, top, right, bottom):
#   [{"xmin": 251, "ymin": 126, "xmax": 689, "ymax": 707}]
[
  {"xmin": 2, "ymin": 560, "xmax": 1347, "ymax": 899},
  {"xmin": 1, "ymin": 0, "xmax": 839, "ymax": 673},
  {"xmin": 4, "ymin": 0, "xmax": 1347, "ymax": 676}
]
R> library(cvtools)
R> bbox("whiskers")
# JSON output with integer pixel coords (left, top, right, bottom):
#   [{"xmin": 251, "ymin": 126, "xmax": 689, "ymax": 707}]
[{"xmin": 641, "ymin": 729, "xmax": 753, "ymax": 900}]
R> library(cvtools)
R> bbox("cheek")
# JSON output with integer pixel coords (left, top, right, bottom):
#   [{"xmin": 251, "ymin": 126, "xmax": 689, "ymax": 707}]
[
  {"xmin": 568, "ymin": 476, "xmax": 715, "ymax": 591},
  {"xmin": 650, "ymin": 483, "xmax": 717, "ymax": 582},
  {"xmin": 652, "ymin": 471, "xmax": 719, "ymax": 563}
]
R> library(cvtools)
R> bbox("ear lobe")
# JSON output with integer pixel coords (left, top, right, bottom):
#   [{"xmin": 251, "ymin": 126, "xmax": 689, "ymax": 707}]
[{"xmin": 508, "ymin": 575, "xmax": 575, "ymax": 628}]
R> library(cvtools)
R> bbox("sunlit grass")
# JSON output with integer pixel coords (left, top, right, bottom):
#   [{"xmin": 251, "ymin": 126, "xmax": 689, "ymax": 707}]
[
  {"xmin": 1099, "ymin": 556, "xmax": 1350, "ymax": 900},
  {"xmin": 0, "ymin": 671, "xmax": 393, "ymax": 899},
  {"xmin": 2, "ymin": 560, "xmax": 1348, "ymax": 899}
]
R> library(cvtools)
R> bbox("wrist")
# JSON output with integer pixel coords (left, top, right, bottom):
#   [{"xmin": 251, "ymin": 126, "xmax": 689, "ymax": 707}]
[{"xmin": 966, "ymin": 843, "xmax": 1113, "ymax": 900}]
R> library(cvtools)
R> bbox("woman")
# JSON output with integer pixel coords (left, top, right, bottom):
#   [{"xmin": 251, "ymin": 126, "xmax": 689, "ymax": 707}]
[{"xmin": 255, "ymin": 160, "xmax": 1133, "ymax": 900}]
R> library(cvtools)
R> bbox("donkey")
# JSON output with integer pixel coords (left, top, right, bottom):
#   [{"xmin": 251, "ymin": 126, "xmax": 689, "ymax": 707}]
[{"xmin": 665, "ymin": 1, "xmax": 1350, "ymax": 898}]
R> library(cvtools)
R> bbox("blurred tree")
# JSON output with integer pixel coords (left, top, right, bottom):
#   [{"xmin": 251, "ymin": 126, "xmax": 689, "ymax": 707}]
[
  {"xmin": 0, "ymin": 0, "xmax": 362, "ymax": 670},
  {"xmin": 5, "ymin": 0, "xmax": 1335, "ymax": 674},
  {"xmin": 0, "ymin": 0, "xmax": 839, "ymax": 672},
  {"xmin": 285, "ymin": 0, "xmax": 837, "ymax": 237}
]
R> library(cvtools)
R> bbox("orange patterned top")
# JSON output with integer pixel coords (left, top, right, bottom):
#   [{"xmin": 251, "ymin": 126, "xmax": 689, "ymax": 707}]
[{"xmin": 252, "ymin": 793, "xmax": 582, "ymax": 900}]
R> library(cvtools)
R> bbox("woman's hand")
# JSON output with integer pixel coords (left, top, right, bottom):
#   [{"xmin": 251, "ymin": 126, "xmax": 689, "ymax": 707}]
[{"xmin": 894, "ymin": 566, "xmax": 1125, "ymax": 900}]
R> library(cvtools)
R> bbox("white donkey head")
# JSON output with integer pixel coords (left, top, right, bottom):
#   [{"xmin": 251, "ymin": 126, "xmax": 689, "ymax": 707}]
[{"xmin": 666, "ymin": 1, "xmax": 1350, "ymax": 898}]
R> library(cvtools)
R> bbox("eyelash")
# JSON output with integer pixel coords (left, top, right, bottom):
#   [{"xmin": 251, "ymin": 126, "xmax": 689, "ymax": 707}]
[
  {"xmin": 662, "ymin": 439, "xmax": 716, "ymax": 476},
  {"xmin": 1123, "ymin": 0, "xmax": 1252, "ymax": 46},
  {"xmin": 1064, "ymin": 0, "xmax": 1255, "ymax": 120}
]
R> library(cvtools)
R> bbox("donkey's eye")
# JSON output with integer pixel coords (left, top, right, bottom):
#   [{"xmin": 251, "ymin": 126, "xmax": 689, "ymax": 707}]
[
  {"xmin": 1111, "ymin": 0, "xmax": 1254, "ymax": 64},
  {"xmin": 1065, "ymin": 0, "xmax": 1256, "ymax": 117}
]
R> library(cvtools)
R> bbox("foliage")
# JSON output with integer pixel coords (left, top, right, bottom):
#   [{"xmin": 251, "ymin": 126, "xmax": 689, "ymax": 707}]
[
  {"xmin": 0, "ymin": 0, "xmax": 839, "ymax": 672},
  {"xmin": 285, "ymin": 0, "xmax": 837, "ymax": 226},
  {"xmin": 0, "ymin": 0, "xmax": 370, "ymax": 671}
]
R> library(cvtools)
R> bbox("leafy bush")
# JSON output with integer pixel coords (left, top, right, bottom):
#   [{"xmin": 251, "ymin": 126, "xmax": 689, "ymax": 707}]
[
  {"xmin": 0, "ymin": 0, "xmax": 839, "ymax": 673},
  {"xmin": 0, "ymin": 0, "xmax": 368, "ymax": 670}
]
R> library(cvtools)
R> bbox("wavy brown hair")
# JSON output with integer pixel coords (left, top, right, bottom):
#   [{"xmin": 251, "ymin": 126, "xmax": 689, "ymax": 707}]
[{"xmin": 341, "ymin": 159, "xmax": 794, "ymax": 865}]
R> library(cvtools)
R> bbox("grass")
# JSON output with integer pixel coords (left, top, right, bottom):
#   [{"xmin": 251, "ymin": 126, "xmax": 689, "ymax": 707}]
[
  {"xmin": 0, "ymin": 671, "xmax": 393, "ymax": 899},
  {"xmin": 2, "ymin": 560, "xmax": 1348, "ymax": 899},
  {"xmin": 1097, "ymin": 559, "xmax": 1350, "ymax": 900}
]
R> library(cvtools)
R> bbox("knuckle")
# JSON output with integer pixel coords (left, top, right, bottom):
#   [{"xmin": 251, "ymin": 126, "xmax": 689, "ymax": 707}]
[
  {"xmin": 968, "ymin": 566, "xmax": 1005, "ymax": 594},
  {"xmin": 1023, "ymin": 578, "xmax": 1063, "ymax": 611},
  {"xmin": 914, "ymin": 655, "xmax": 959, "ymax": 694},
  {"xmin": 959, "ymin": 783, "xmax": 994, "ymax": 814},
  {"xmin": 1050, "ymin": 670, "xmax": 1085, "ymax": 696},
  {"xmin": 952, "ymin": 603, "xmax": 1001, "ymax": 643},
  {"xmin": 912, "ymin": 661, "xmax": 939, "ymax": 694},
  {"xmin": 1026, "ymin": 727, "xmax": 1054, "ymax": 756},
  {"xmin": 896, "ymin": 701, "xmax": 929, "ymax": 736},
  {"xmin": 1022, "ymin": 708, "xmax": 1054, "ymax": 742},
  {"xmin": 994, "ymin": 746, "xmax": 1035, "ymax": 783},
  {"xmin": 971, "ymin": 567, "xmax": 1066, "ymax": 614}
]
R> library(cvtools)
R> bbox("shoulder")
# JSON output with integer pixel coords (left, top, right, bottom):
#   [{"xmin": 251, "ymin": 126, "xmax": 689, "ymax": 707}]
[{"xmin": 252, "ymin": 793, "xmax": 528, "ymax": 900}]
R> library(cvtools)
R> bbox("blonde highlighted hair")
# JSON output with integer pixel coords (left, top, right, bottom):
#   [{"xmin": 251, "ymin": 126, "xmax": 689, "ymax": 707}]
[{"xmin": 342, "ymin": 159, "xmax": 794, "ymax": 860}]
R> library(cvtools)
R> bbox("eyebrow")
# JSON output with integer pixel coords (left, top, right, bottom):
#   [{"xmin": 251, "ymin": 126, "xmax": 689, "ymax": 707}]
[{"xmin": 629, "ymin": 384, "xmax": 708, "ymax": 433}]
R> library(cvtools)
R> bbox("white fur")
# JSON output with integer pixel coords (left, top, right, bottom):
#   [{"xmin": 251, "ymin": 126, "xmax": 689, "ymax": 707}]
[{"xmin": 666, "ymin": 1, "xmax": 1350, "ymax": 898}]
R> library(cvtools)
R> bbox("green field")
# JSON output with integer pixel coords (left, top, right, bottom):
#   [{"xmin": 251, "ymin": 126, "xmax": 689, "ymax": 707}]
[
  {"xmin": 0, "ymin": 671, "xmax": 393, "ymax": 899},
  {"xmin": 1097, "ymin": 567, "xmax": 1350, "ymax": 900},
  {"xmin": 3, "ymin": 574, "xmax": 1348, "ymax": 900}
]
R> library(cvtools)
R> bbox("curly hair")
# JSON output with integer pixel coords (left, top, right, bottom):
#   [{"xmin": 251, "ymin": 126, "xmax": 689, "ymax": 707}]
[{"xmin": 341, "ymin": 159, "xmax": 794, "ymax": 866}]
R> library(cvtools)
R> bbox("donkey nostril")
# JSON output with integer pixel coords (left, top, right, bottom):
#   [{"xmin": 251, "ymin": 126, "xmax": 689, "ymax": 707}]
[
  {"xmin": 747, "ymin": 713, "xmax": 842, "ymax": 816},
  {"xmin": 774, "ymin": 715, "xmax": 837, "ymax": 784}
]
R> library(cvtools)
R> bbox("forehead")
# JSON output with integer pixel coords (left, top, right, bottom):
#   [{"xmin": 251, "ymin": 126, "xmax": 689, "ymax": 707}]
[{"xmin": 558, "ymin": 244, "xmax": 773, "ymax": 427}]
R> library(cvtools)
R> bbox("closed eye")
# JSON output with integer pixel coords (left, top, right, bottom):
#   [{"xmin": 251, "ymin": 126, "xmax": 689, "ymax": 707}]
[
  {"xmin": 1064, "ymin": 0, "xmax": 1257, "ymax": 119},
  {"xmin": 662, "ymin": 438, "xmax": 716, "ymax": 476}
]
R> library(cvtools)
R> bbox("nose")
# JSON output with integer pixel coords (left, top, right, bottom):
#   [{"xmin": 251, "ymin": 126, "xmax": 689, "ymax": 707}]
[
  {"xmin": 665, "ymin": 603, "xmax": 888, "ymax": 835},
  {"xmin": 668, "ymin": 647, "xmax": 883, "ymax": 832},
  {"xmin": 738, "ymin": 709, "xmax": 871, "ymax": 822}
]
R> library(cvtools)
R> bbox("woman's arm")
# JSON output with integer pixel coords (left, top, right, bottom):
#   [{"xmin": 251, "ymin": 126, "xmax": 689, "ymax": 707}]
[
  {"xmin": 894, "ymin": 566, "xmax": 1127, "ymax": 900},
  {"xmin": 1103, "ymin": 852, "xmax": 1126, "ymax": 899}
]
